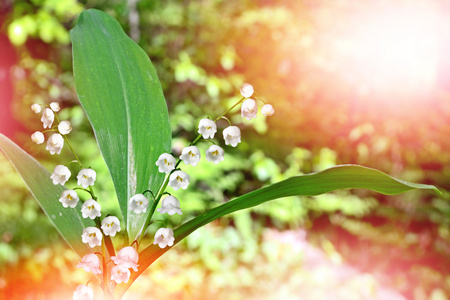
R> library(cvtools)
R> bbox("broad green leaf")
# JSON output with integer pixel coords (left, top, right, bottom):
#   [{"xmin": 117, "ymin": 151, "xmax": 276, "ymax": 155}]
[
  {"xmin": 115, "ymin": 164, "xmax": 439, "ymax": 297},
  {"xmin": 0, "ymin": 134, "xmax": 96, "ymax": 256},
  {"xmin": 70, "ymin": 9, "xmax": 171, "ymax": 242}
]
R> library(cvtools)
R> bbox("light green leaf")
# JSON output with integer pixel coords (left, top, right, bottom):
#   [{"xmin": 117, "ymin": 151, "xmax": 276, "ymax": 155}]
[
  {"xmin": 0, "ymin": 134, "xmax": 96, "ymax": 256},
  {"xmin": 70, "ymin": 9, "xmax": 171, "ymax": 242},
  {"xmin": 115, "ymin": 164, "xmax": 439, "ymax": 297}
]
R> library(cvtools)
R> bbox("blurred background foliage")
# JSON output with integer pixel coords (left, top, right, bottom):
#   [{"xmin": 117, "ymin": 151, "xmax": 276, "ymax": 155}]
[{"xmin": 0, "ymin": 0, "xmax": 449, "ymax": 299}]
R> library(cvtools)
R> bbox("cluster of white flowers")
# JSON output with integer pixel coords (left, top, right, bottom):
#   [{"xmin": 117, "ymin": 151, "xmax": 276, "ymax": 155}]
[
  {"xmin": 30, "ymin": 102, "xmax": 73, "ymax": 155},
  {"xmin": 34, "ymin": 84, "xmax": 273, "ymax": 298},
  {"xmin": 149, "ymin": 83, "xmax": 273, "ymax": 250}
]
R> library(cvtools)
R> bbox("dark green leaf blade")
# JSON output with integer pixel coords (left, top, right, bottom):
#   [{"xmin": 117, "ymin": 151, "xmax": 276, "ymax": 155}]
[
  {"xmin": 70, "ymin": 9, "xmax": 171, "ymax": 241},
  {"xmin": 114, "ymin": 164, "xmax": 439, "ymax": 297},
  {"xmin": 0, "ymin": 134, "xmax": 96, "ymax": 256}
]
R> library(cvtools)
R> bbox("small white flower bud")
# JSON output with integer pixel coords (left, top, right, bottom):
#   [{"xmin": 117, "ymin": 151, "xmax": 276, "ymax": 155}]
[
  {"xmin": 157, "ymin": 195, "xmax": 182, "ymax": 215},
  {"xmin": 81, "ymin": 199, "xmax": 101, "ymax": 219},
  {"xmin": 77, "ymin": 168, "xmax": 96, "ymax": 189},
  {"xmin": 81, "ymin": 227, "xmax": 102, "ymax": 248},
  {"xmin": 198, "ymin": 119, "xmax": 217, "ymax": 139},
  {"xmin": 168, "ymin": 171, "xmax": 190, "ymax": 191},
  {"xmin": 45, "ymin": 133, "xmax": 64, "ymax": 155},
  {"xmin": 205, "ymin": 145, "xmax": 224, "ymax": 164},
  {"xmin": 261, "ymin": 104, "xmax": 275, "ymax": 116},
  {"xmin": 179, "ymin": 146, "xmax": 201, "ymax": 166},
  {"xmin": 58, "ymin": 120, "xmax": 72, "ymax": 135},
  {"xmin": 59, "ymin": 190, "xmax": 79, "ymax": 208},
  {"xmin": 73, "ymin": 285, "xmax": 94, "ymax": 300},
  {"xmin": 241, "ymin": 99, "xmax": 258, "ymax": 120},
  {"xmin": 50, "ymin": 102, "xmax": 60, "ymax": 112},
  {"xmin": 50, "ymin": 165, "xmax": 71, "ymax": 186},
  {"xmin": 31, "ymin": 104, "xmax": 41, "ymax": 114},
  {"xmin": 128, "ymin": 194, "xmax": 149, "ymax": 214},
  {"xmin": 41, "ymin": 108, "xmax": 54, "ymax": 129},
  {"xmin": 240, "ymin": 83, "xmax": 254, "ymax": 98},
  {"xmin": 155, "ymin": 153, "xmax": 176, "ymax": 173},
  {"xmin": 77, "ymin": 253, "xmax": 101, "ymax": 275},
  {"xmin": 223, "ymin": 126, "xmax": 241, "ymax": 147},
  {"xmin": 153, "ymin": 227, "xmax": 175, "ymax": 249},
  {"xmin": 31, "ymin": 131, "xmax": 44, "ymax": 144},
  {"xmin": 101, "ymin": 216, "xmax": 121, "ymax": 237}
]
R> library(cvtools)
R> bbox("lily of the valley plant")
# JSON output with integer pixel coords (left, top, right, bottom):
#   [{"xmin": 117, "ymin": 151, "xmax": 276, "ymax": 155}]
[{"xmin": 0, "ymin": 9, "xmax": 440, "ymax": 300}]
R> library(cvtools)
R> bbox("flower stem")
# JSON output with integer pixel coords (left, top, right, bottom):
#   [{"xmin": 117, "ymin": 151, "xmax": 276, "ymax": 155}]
[{"xmin": 139, "ymin": 97, "xmax": 245, "ymax": 242}]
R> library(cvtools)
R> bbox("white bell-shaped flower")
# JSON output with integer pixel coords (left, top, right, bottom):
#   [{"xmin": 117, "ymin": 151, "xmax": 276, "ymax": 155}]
[
  {"xmin": 101, "ymin": 216, "xmax": 121, "ymax": 237},
  {"xmin": 261, "ymin": 104, "xmax": 275, "ymax": 116},
  {"xmin": 81, "ymin": 227, "xmax": 102, "ymax": 248},
  {"xmin": 50, "ymin": 102, "xmax": 60, "ymax": 112},
  {"xmin": 46, "ymin": 133, "xmax": 64, "ymax": 155},
  {"xmin": 31, "ymin": 104, "xmax": 41, "ymax": 114},
  {"xmin": 168, "ymin": 170, "xmax": 190, "ymax": 191},
  {"xmin": 198, "ymin": 119, "xmax": 217, "ymax": 139},
  {"xmin": 157, "ymin": 195, "xmax": 182, "ymax": 215},
  {"xmin": 77, "ymin": 253, "xmax": 101, "ymax": 275},
  {"xmin": 111, "ymin": 264, "xmax": 131, "ymax": 284},
  {"xmin": 77, "ymin": 168, "xmax": 96, "ymax": 189},
  {"xmin": 111, "ymin": 246, "xmax": 139, "ymax": 272},
  {"xmin": 58, "ymin": 120, "xmax": 72, "ymax": 135},
  {"xmin": 81, "ymin": 199, "xmax": 101, "ymax": 219},
  {"xmin": 153, "ymin": 227, "xmax": 175, "ymax": 249},
  {"xmin": 223, "ymin": 126, "xmax": 241, "ymax": 147},
  {"xmin": 50, "ymin": 165, "xmax": 71, "ymax": 186},
  {"xmin": 128, "ymin": 194, "xmax": 149, "ymax": 214},
  {"xmin": 205, "ymin": 145, "xmax": 224, "ymax": 164},
  {"xmin": 41, "ymin": 108, "xmax": 54, "ymax": 129},
  {"xmin": 179, "ymin": 146, "xmax": 201, "ymax": 166},
  {"xmin": 73, "ymin": 284, "xmax": 94, "ymax": 300},
  {"xmin": 240, "ymin": 83, "xmax": 254, "ymax": 98},
  {"xmin": 59, "ymin": 190, "xmax": 80, "ymax": 208},
  {"xmin": 155, "ymin": 153, "xmax": 176, "ymax": 173},
  {"xmin": 241, "ymin": 98, "xmax": 258, "ymax": 120},
  {"xmin": 31, "ymin": 131, "xmax": 44, "ymax": 144}
]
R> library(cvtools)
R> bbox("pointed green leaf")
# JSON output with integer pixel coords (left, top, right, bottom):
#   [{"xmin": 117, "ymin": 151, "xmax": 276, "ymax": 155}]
[
  {"xmin": 70, "ymin": 9, "xmax": 171, "ymax": 242},
  {"xmin": 114, "ymin": 164, "xmax": 439, "ymax": 297},
  {"xmin": 0, "ymin": 134, "xmax": 96, "ymax": 256}
]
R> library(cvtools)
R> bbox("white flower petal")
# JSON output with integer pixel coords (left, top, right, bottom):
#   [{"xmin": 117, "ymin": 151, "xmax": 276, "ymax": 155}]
[
  {"xmin": 50, "ymin": 165, "xmax": 71, "ymax": 186},
  {"xmin": 205, "ymin": 145, "xmax": 224, "ymax": 164},
  {"xmin": 128, "ymin": 194, "xmax": 149, "ymax": 214},
  {"xmin": 31, "ymin": 104, "xmax": 41, "ymax": 114},
  {"xmin": 77, "ymin": 168, "xmax": 96, "ymax": 188},
  {"xmin": 46, "ymin": 133, "xmax": 64, "ymax": 155},
  {"xmin": 58, "ymin": 120, "xmax": 72, "ymax": 135},
  {"xmin": 81, "ymin": 199, "xmax": 101, "ymax": 219},
  {"xmin": 101, "ymin": 216, "xmax": 121, "ymax": 237},
  {"xmin": 198, "ymin": 119, "xmax": 217, "ymax": 139},
  {"xmin": 261, "ymin": 104, "xmax": 275, "ymax": 116},
  {"xmin": 155, "ymin": 153, "xmax": 176, "ymax": 173},
  {"xmin": 31, "ymin": 131, "xmax": 45, "ymax": 144},
  {"xmin": 50, "ymin": 102, "xmax": 60, "ymax": 112},
  {"xmin": 41, "ymin": 108, "xmax": 54, "ymax": 129},
  {"xmin": 168, "ymin": 171, "xmax": 190, "ymax": 191},
  {"xmin": 157, "ymin": 195, "xmax": 182, "ymax": 215},
  {"xmin": 179, "ymin": 146, "xmax": 201, "ymax": 166},
  {"xmin": 240, "ymin": 83, "xmax": 254, "ymax": 98},
  {"xmin": 241, "ymin": 98, "xmax": 258, "ymax": 120},
  {"xmin": 81, "ymin": 227, "xmax": 102, "ymax": 248},
  {"xmin": 59, "ymin": 190, "xmax": 79, "ymax": 208},
  {"xmin": 223, "ymin": 126, "xmax": 241, "ymax": 147},
  {"xmin": 153, "ymin": 228, "xmax": 175, "ymax": 249},
  {"xmin": 73, "ymin": 285, "xmax": 94, "ymax": 300}
]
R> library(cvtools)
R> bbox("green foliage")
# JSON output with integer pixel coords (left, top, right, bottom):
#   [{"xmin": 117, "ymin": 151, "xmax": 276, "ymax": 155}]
[
  {"xmin": 70, "ymin": 9, "xmax": 172, "ymax": 242},
  {"xmin": 0, "ymin": 134, "xmax": 95, "ymax": 256}
]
